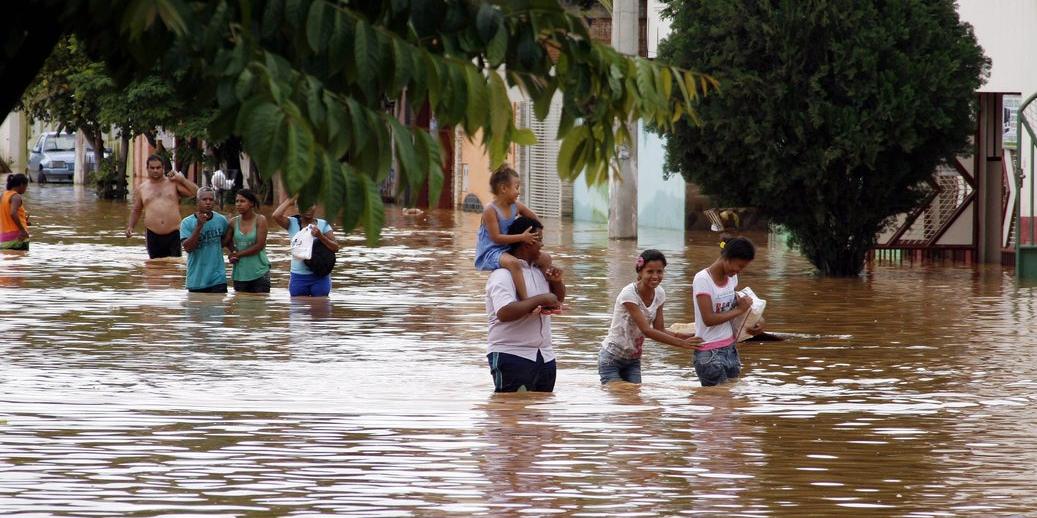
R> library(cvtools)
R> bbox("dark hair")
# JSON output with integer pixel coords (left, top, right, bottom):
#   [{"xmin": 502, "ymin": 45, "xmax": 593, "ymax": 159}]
[
  {"xmin": 146, "ymin": 154, "xmax": 169, "ymax": 171},
  {"xmin": 489, "ymin": 164, "xmax": 520, "ymax": 195},
  {"xmin": 636, "ymin": 249, "xmax": 667, "ymax": 272},
  {"xmin": 721, "ymin": 236, "xmax": 756, "ymax": 261},
  {"xmin": 6, "ymin": 173, "xmax": 28, "ymax": 190},
  {"xmin": 236, "ymin": 189, "xmax": 259, "ymax": 207},
  {"xmin": 506, "ymin": 216, "xmax": 544, "ymax": 253}
]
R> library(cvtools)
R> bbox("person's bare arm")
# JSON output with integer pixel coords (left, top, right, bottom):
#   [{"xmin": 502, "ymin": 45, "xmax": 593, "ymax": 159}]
[
  {"xmin": 653, "ymin": 305, "xmax": 700, "ymax": 341},
  {"xmin": 515, "ymin": 201, "xmax": 539, "ymax": 221},
  {"xmin": 312, "ymin": 224, "xmax": 340, "ymax": 252},
  {"xmin": 237, "ymin": 216, "xmax": 269, "ymax": 256},
  {"xmin": 626, "ymin": 302, "xmax": 700, "ymax": 350},
  {"xmin": 496, "ymin": 292, "xmax": 559, "ymax": 322},
  {"xmin": 484, "ymin": 206, "xmax": 534, "ymax": 245},
  {"xmin": 171, "ymin": 172, "xmax": 199, "ymax": 198},
  {"xmin": 182, "ymin": 213, "xmax": 207, "ymax": 252},
  {"xmin": 747, "ymin": 318, "xmax": 766, "ymax": 336},
  {"xmin": 125, "ymin": 188, "xmax": 144, "ymax": 237},
  {"xmin": 272, "ymin": 196, "xmax": 297, "ymax": 230},
  {"xmin": 543, "ymin": 266, "xmax": 566, "ymax": 304},
  {"xmin": 222, "ymin": 216, "xmax": 236, "ymax": 252},
  {"xmin": 695, "ymin": 293, "xmax": 750, "ymax": 327},
  {"xmin": 9, "ymin": 195, "xmax": 28, "ymax": 238}
]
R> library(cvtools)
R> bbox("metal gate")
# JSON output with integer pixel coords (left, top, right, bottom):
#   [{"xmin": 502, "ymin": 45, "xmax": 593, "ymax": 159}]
[
  {"xmin": 1015, "ymin": 94, "xmax": 1037, "ymax": 279},
  {"xmin": 517, "ymin": 96, "xmax": 572, "ymax": 219}
]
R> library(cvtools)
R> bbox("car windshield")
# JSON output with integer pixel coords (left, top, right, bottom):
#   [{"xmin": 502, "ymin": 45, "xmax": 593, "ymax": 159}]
[{"xmin": 46, "ymin": 135, "xmax": 76, "ymax": 151}]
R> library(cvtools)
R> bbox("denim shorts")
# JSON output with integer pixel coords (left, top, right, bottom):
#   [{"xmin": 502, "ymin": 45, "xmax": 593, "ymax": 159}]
[
  {"xmin": 598, "ymin": 349, "xmax": 642, "ymax": 384},
  {"xmin": 694, "ymin": 343, "xmax": 741, "ymax": 386}
]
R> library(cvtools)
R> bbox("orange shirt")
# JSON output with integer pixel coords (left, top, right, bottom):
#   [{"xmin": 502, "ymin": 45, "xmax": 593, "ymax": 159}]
[{"xmin": 0, "ymin": 190, "xmax": 28, "ymax": 237}]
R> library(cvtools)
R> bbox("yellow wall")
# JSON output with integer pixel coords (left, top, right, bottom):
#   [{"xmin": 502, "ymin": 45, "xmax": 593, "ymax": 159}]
[{"xmin": 455, "ymin": 126, "xmax": 518, "ymax": 211}]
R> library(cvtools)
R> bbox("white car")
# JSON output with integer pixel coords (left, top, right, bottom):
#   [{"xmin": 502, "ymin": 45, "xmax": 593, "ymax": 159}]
[{"xmin": 26, "ymin": 132, "xmax": 107, "ymax": 183}]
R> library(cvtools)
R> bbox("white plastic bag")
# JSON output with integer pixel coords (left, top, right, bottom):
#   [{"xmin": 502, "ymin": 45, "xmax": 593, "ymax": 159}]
[
  {"xmin": 290, "ymin": 226, "xmax": 315, "ymax": 260},
  {"xmin": 731, "ymin": 287, "xmax": 766, "ymax": 342}
]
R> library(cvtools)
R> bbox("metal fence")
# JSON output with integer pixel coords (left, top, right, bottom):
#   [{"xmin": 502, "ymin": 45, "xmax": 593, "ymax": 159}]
[{"xmin": 1015, "ymin": 94, "xmax": 1037, "ymax": 278}]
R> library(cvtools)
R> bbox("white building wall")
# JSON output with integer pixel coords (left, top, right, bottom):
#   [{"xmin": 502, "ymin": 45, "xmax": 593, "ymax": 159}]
[
  {"xmin": 1, "ymin": 112, "xmax": 27, "ymax": 174},
  {"xmin": 958, "ymin": 1, "xmax": 1037, "ymax": 224},
  {"xmin": 957, "ymin": 0, "xmax": 1037, "ymax": 95}
]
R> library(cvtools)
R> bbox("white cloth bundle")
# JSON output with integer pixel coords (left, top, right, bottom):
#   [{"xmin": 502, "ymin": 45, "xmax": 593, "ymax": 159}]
[
  {"xmin": 290, "ymin": 226, "xmax": 315, "ymax": 260},
  {"xmin": 730, "ymin": 287, "xmax": 766, "ymax": 342}
]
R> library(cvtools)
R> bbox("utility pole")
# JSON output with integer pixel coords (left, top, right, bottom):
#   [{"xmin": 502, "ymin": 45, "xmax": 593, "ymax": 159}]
[
  {"xmin": 609, "ymin": 0, "xmax": 638, "ymax": 239},
  {"xmin": 74, "ymin": 130, "xmax": 88, "ymax": 185}
]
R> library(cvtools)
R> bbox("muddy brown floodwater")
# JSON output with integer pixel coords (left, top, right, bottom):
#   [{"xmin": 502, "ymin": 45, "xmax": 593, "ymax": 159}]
[{"xmin": 1, "ymin": 183, "xmax": 1036, "ymax": 516}]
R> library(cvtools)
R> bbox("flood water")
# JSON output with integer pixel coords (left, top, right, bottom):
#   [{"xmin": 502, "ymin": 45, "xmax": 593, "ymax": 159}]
[{"xmin": 2, "ymin": 183, "xmax": 1036, "ymax": 516}]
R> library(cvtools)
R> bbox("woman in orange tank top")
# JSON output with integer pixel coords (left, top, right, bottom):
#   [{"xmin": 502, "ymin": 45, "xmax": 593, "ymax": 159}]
[{"xmin": 1, "ymin": 173, "xmax": 30, "ymax": 250}]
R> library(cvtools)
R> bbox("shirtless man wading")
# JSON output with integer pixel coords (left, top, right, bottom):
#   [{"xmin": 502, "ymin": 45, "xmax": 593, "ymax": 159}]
[{"xmin": 125, "ymin": 154, "xmax": 199, "ymax": 258}]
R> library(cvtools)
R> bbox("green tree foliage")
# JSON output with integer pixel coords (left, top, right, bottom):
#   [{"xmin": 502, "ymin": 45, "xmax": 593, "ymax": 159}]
[
  {"xmin": 19, "ymin": 36, "xmax": 212, "ymax": 187},
  {"xmin": 658, "ymin": 0, "xmax": 988, "ymax": 276},
  {"xmin": 4, "ymin": 0, "xmax": 714, "ymax": 245},
  {"xmin": 18, "ymin": 37, "xmax": 108, "ymax": 167}
]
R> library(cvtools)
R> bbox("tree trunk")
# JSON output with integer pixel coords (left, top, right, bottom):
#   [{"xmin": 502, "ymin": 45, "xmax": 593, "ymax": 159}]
[
  {"xmin": 91, "ymin": 131, "xmax": 104, "ymax": 171},
  {"xmin": 801, "ymin": 232, "xmax": 874, "ymax": 277},
  {"xmin": 118, "ymin": 133, "xmax": 131, "ymax": 191}
]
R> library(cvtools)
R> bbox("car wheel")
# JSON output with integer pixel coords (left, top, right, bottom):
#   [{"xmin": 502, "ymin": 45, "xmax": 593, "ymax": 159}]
[{"xmin": 37, "ymin": 168, "xmax": 47, "ymax": 184}]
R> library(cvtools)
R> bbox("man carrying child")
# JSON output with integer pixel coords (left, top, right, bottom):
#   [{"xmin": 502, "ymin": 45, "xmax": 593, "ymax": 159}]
[{"xmin": 484, "ymin": 217, "xmax": 566, "ymax": 393}]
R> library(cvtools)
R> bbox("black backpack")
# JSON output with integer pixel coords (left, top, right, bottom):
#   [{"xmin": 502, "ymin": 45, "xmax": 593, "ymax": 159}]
[{"xmin": 294, "ymin": 215, "xmax": 336, "ymax": 277}]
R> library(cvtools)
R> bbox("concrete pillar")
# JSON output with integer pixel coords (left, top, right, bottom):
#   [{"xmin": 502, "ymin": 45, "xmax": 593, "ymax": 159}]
[
  {"xmin": 609, "ymin": 0, "xmax": 639, "ymax": 239},
  {"xmin": 976, "ymin": 93, "xmax": 1005, "ymax": 264},
  {"xmin": 1, "ymin": 112, "xmax": 28, "ymax": 174},
  {"xmin": 74, "ymin": 130, "xmax": 88, "ymax": 184}
]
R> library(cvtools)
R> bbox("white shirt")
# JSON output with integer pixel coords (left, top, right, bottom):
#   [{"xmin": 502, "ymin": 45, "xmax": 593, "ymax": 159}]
[
  {"xmin": 211, "ymin": 170, "xmax": 231, "ymax": 190},
  {"xmin": 601, "ymin": 282, "xmax": 666, "ymax": 359},
  {"xmin": 485, "ymin": 261, "xmax": 554, "ymax": 362},
  {"xmin": 692, "ymin": 269, "xmax": 738, "ymax": 350}
]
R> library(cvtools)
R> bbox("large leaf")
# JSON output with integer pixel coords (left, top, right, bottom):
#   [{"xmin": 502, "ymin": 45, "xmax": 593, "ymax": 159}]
[
  {"xmin": 340, "ymin": 163, "xmax": 364, "ymax": 233},
  {"xmin": 486, "ymin": 26, "xmax": 508, "ymax": 68},
  {"xmin": 353, "ymin": 19, "xmax": 380, "ymax": 101},
  {"xmin": 344, "ymin": 97, "xmax": 369, "ymax": 153},
  {"xmin": 513, "ymin": 128, "xmax": 537, "ymax": 146},
  {"xmin": 419, "ymin": 130, "xmax": 444, "ymax": 206},
  {"xmin": 319, "ymin": 153, "xmax": 344, "ymax": 220},
  {"xmin": 306, "ymin": 0, "xmax": 332, "ymax": 53},
  {"xmin": 557, "ymin": 125, "xmax": 589, "ymax": 180},
  {"xmin": 324, "ymin": 93, "xmax": 351, "ymax": 158},
  {"xmin": 328, "ymin": 11, "xmax": 354, "ymax": 75},
  {"xmin": 360, "ymin": 174, "xmax": 385, "ymax": 246},
  {"xmin": 238, "ymin": 100, "xmax": 287, "ymax": 175},
  {"xmin": 284, "ymin": 0, "xmax": 307, "ymax": 29},
  {"xmin": 475, "ymin": 3, "xmax": 502, "ymax": 43},
  {"xmin": 463, "ymin": 66, "xmax": 488, "ymax": 134},
  {"xmin": 282, "ymin": 112, "xmax": 317, "ymax": 192},
  {"xmin": 391, "ymin": 38, "xmax": 412, "ymax": 96},
  {"xmin": 389, "ymin": 117, "xmax": 421, "ymax": 193}
]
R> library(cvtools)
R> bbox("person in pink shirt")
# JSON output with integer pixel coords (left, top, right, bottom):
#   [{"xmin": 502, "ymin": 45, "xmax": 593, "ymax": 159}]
[{"xmin": 692, "ymin": 237, "xmax": 764, "ymax": 386}]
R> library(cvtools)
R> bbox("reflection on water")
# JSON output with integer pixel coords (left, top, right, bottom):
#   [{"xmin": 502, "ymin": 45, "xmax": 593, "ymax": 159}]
[{"xmin": 1, "ymin": 184, "xmax": 1036, "ymax": 515}]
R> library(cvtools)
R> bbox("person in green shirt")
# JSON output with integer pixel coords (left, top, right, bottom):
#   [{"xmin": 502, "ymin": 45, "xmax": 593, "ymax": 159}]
[{"xmin": 223, "ymin": 189, "xmax": 271, "ymax": 293}]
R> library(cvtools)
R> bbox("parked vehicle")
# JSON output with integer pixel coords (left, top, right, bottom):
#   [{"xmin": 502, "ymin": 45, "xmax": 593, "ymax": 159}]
[{"xmin": 26, "ymin": 132, "xmax": 108, "ymax": 183}]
